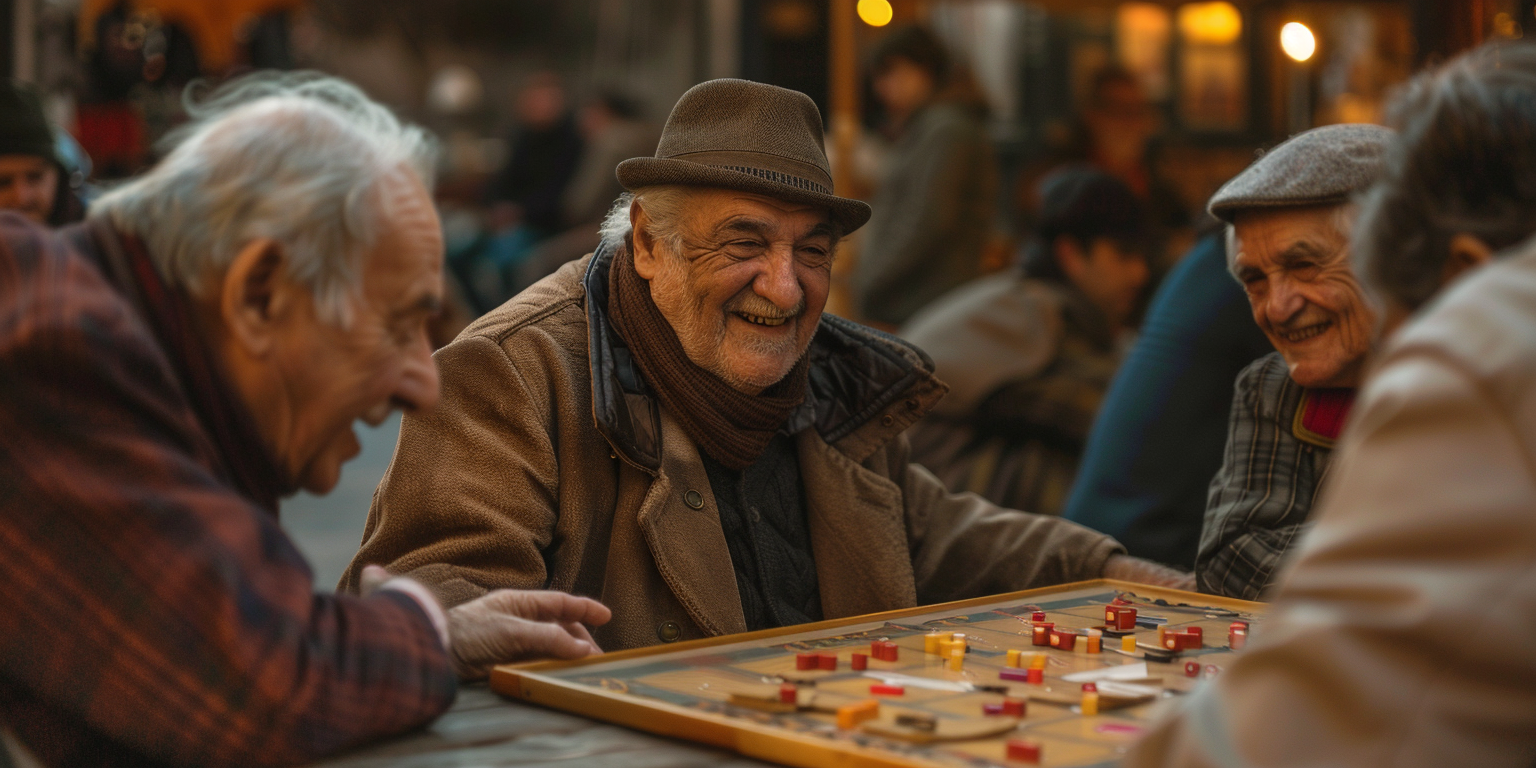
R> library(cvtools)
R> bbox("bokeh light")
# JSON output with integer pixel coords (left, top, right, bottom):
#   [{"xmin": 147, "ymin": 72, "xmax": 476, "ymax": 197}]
[
  {"xmin": 1280, "ymin": 22, "xmax": 1316, "ymax": 62},
  {"xmin": 1178, "ymin": 2, "xmax": 1242, "ymax": 46},
  {"xmin": 858, "ymin": 0, "xmax": 894, "ymax": 28}
]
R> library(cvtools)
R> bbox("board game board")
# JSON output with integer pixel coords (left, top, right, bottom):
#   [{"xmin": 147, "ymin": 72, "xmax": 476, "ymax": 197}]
[{"xmin": 491, "ymin": 579, "xmax": 1262, "ymax": 768}]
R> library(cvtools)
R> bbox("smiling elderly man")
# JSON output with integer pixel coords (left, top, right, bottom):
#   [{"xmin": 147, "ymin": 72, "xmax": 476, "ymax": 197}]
[
  {"xmin": 0, "ymin": 74, "xmax": 608, "ymax": 767},
  {"xmin": 343, "ymin": 79, "xmax": 1185, "ymax": 650},
  {"xmin": 1194, "ymin": 123, "xmax": 1392, "ymax": 600}
]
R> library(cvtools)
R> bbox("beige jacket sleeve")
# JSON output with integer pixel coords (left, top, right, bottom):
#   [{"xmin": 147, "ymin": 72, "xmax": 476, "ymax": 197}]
[
  {"xmin": 340, "ymin": 333, "xmax": 561, "ymax": 606},
  {"xmin": 1126, "ymin": 346, "xmax": 1536, "ymax": 767}
]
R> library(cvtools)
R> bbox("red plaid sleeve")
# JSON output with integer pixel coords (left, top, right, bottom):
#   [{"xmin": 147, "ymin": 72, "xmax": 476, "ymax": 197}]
[{"xmin": 0, "ymin": 215, "xmax": 455, "ymax": 767}]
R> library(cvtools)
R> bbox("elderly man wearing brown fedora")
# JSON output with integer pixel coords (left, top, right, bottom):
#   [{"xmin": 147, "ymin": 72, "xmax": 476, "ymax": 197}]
[
  {"xmin": 343, "ymin": 79, "xmax": 1187, "ymax": 650},
  {"xmin": 1195, "ymin": 123, "xmax": 1392, "ymax": 601}
]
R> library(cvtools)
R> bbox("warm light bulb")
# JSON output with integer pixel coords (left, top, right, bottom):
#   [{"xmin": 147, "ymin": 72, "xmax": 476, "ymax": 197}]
[
  {"xmin": 1280, "ymin": 22, "xmax": 1316, "ymax": 62},
  {"xmin": 858, "ymin": 0, "xmax": 893, "ymax": 27}
]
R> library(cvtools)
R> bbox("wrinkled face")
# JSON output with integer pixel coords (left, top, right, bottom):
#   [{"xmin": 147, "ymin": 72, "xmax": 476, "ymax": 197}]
[
  {"xmin": 1063, "ymin": 237, "xmax": 1148, "ymax": 330},
  {"xmin": 636, "ymin": 190, "xmax": 835, "ymax": 394},
  {"xmin": 0, "ymin": 154, "xmax": 58, "ymax": 224},
  {"xmin": 272, "ymin": 170, "xmax": 445, "ymax": 493},
  {"xmin": 1231, "ymin": 206, "xmax": 1375, "ymax": 388}
]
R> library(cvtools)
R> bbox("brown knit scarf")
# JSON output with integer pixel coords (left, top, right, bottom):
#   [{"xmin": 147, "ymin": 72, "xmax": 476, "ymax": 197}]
[{"xmin": 608, "ymin": 245, "xmax": 810, "ymax": 470}]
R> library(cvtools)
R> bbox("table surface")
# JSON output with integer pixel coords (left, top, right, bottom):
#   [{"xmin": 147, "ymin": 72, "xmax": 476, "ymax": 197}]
[{"xmin": 313, "ymin": 684, "xmax": 776, "ymax": 768}]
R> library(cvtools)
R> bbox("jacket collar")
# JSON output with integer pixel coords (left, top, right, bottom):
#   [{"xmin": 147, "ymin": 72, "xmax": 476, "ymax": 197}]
[
  {"xmin": 64, "ymin": 217, "xmax": 292, "ymax": 515},
  {"xmin": 583, "ymin": 240, "xmax": 947, "ymax": 473}
]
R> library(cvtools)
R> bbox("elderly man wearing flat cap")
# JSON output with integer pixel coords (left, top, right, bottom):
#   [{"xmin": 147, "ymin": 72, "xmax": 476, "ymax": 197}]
[
  {"xmin": 1195, "ymin": 123, "xmax": 1392, "ymax": 600},
  {"xmin": 344, "ymin": 79, "xmax": 1186, "ymax": 650}
]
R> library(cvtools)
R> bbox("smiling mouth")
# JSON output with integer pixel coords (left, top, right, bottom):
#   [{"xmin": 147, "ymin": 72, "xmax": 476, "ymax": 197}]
[
  {"xmin": 1279, "ymin": 322, "xmax": 1330, "ymax": 343},
  {"xmin": 735, "ymin": 311, "xmax": 790, "ymax": 327}
]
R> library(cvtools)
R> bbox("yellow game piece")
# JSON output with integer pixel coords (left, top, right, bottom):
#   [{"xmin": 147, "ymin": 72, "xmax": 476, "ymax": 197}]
[
  {"xmin": 936, "ymin": 639, "xmax": 952, "ymax": 658},
  {"xmin": 1072, "ymin": 636, "xmax": 1086, "ymax": 653},
  {"xmin": 1005, "ymin": 649, "xmax": 1023, "ymax": 667},
  {"xmin": 1157, "ymin": 626, "xmax": 1167, "ymax": 646},
  {"xmin": 1121, "ymin": 635, "xmax": 1137, "ymax": 652},
  {"xmin": 1028, "ymin": 653, "xmax": 1047, "ymax": 670},
  {"xmin": 1086, "ymin": 635, "xmax": 1101, "ymax": 654},
  {"xmin": 1081, "ymin": 690, "xmax": 1099, "ymax": 716},
  {"xmin": 947, "ymin": 644, "xmax": 965, "ymax": 671},
  {"xmin": 924, "ymin": 632, "xmax": 942, "ymax": 655}
]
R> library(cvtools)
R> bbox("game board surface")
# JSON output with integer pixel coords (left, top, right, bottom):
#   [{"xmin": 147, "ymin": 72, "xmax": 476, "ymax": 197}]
[{"xmin": 491, "ymin": 580, "xmax": 1263, "ymax": 768}]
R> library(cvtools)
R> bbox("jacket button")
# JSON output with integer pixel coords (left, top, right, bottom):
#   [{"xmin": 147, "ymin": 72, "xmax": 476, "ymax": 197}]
[
  {"xmin": 683, "ymin": 489, "xmax": 705, "ymax": 509},
  {"xmin": 658, "ymin": 621, "xmax": 682, "ymax": 642},
  {"xmin": 881, "ymin": 414, "xmax": 896, "ymax": 427}
]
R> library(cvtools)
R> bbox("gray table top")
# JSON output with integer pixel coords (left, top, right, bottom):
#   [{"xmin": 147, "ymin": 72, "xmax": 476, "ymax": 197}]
[{"xmin": 314, "ymin": 685, "xmax": 777, "ymax": 768}]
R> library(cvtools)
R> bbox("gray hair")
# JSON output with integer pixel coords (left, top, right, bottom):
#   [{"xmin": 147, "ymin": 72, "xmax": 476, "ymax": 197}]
[
  {"xmin": 1354, "ymin": 42, "xmax": 1536, "ymax": 311},
  {"xmin": 598, "ymin": 186, "xmax": 693, "ymax": 255},
  {"xmin": 91, "ymin": 71, "xmax": 438, "ymax": 324}
]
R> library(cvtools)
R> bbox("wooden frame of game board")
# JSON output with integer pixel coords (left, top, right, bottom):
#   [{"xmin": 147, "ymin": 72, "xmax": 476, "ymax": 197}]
[{"xmin": 490, "ymin": 579, "xmax": 1259, "ymax": 768}]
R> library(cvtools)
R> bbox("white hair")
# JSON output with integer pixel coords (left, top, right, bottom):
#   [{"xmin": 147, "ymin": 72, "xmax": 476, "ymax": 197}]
[
  {"xmin": 598, "ymin": 186, "xmax": 693, "ymax": 255},
  {"xmin": 91, "ymin": 71, "xmax": 438, "ymax": 324}
]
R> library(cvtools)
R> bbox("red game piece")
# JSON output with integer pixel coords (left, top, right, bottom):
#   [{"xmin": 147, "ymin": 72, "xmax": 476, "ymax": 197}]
[
  {"xmin": 1007, "ymin": 738, "xmax": 1042, "ymax": 763},
  {"xmin": 1031, "ymin": 611, "xmax": 1047, "ymax": 622},
  {"xmin": 1184, "ymin": 661, "xmax": 1200, "ymax": 678},
  {"xmin": 1105, "ymin": 605, "xmax": 1138, "ymax": 631},
  {"xmin": 1002, "ymin": 698, "xmax": 1026, "ymax": 717},
  {"xmin": 851, "ymin": 653, "xmax": 868, "ymax": 671},
  {"xmin": 870, "ymin": 684, "xmax": 905, "ymax": 696},
  {"xmin": 983, "ymin": 702, "xmax": 1005, "ymax": 716},
  {"xmin": 795, "ymin": 653, "xmax": 816, "ymax": 670},
  {"xmin": 779, "ymin": 684, "xmax": 798, "ymax": 704},
  {"xmin": 871, "ymin": 640, "xmax": 899, "ymax": 662},
  {"xmin": 817, "ymin": 653, "xmax": 838, "ymax": 670},
  {"xmin": 1031, "ymin": 623, "xmax": 1054, "ymax": 646},
  {"xmin": 1049, "ymin": 630, "xmax": 1077, "ymax": 651},
  {"xmin": 1000, "ymin": 667, "xmax": 1030, "ymax": 682},
  {"xmin": 1186, "ymin": 627, "xmax": 1203, "ymax": 641},
  {"xmin": 1081, "ymin": 682, "xmax": 1097, "ymax": 693},
  {"xmin": 1026, "ymin": 668, "xmax": 1044, "ymax": 684}
]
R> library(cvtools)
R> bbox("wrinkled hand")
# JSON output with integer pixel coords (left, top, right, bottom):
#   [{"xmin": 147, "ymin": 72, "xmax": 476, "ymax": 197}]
[
  {"xmin": 1102, "ymin": 554, "xmax": 1196, "ymax": 591},
  {"xmin": 447, "ymin": 589, "xmax": 613, "ymax": 681}
]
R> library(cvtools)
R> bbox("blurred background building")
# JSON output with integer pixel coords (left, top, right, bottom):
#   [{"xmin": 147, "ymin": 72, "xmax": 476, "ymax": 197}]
[{"xmin": 0, "ymin": 0, "xmax": 1519, "ymax": 580}]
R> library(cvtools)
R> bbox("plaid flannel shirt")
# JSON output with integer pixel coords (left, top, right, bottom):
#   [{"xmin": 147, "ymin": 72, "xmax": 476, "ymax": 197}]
[
  {"xmin": 0, "ymin": 214, "xmax": 455, "ymax": 767},
  {"xmin": 1196, "ymin": 352, "xmax": 1334, "ymax": 600}
]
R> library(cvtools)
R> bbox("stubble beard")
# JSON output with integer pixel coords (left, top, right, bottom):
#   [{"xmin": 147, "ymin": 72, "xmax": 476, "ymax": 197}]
[{"xmin": 651, "ymin": 253, "xmax": 807, "ymax": 393}]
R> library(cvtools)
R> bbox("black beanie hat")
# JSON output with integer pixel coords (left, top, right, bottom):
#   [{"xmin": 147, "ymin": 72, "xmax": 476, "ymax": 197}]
[
  {"xmin": 1022, "ymin": 165, "xmax": 1146, "ymax": 280},
  {"xmin": 0, "ymin": 82, "xmax": 59, "ymax": 165}
]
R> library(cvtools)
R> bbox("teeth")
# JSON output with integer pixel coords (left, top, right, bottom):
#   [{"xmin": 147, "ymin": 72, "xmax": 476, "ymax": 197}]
[
  {"xmin": 1282, "ymin": 324, "xmax": 1328, "ymax": 343},
  {"xmin": 739, "ymin": 313, "xmax": 788, "ymax": 327}
]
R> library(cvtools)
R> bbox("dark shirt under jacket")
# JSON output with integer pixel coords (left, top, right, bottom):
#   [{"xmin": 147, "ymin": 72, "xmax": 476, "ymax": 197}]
[
  {"xmin": 702, "ymin": 432, "xmax": 823, "ymax": 632},
  {"xmin": 1062, "ymin": 234, "xmax": 1272, "ymax": 568},
  {"xmin": 0, "ymin": 214, "xmax": 454, "ymax": 767},
  {"xmin": 485, "ymin": 115, "xmax": 584, "ymax": 234}
]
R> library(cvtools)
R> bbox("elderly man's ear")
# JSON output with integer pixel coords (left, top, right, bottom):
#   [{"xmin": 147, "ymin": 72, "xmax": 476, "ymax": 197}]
[
  {"xmin": 629, "ymin": 200, "xmax": 663, "ymax": 281},
  {"xmin": 1443, "ymin": 233, "xmax": 1494, "ymax": 288},
  {"xmin": 218, "ymin": 238, "xmax": 301, "ymax": 357}
]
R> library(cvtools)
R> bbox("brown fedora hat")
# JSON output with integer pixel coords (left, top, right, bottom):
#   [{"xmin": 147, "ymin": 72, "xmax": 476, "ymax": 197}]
[{"xmin": 616, "ymin": 78, "xmax": 872, "ymax": 233}]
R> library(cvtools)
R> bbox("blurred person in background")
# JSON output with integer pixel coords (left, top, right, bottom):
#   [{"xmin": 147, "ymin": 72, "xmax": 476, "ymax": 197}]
[
  {"xmin": 851, "ymin": 25, "xmax": 997, "ymax": 328},
  {"xmin": 902, "ymin": 167, "xmax": 1148, "ymax": 517},
  {"xmin": 1129, "ymin": 42, "xmax": 1536, "ymax": 768},
  {"xmin": 514, "ymin": 89, "xmax": 659, "ymax": 289},
  {"xmin": 0, "ymin": 82, "xmax": 86, "ymax": 226},
  {"xmin": 456, "ymin": 70, "xmax": 583, "ymax": 311},
  {"xmin": 1196, "ymin": 124, "xmax": 1391, "ymax": 600},
  {"xmin": 0, "ymin": 73, "xmax": 608, "ymax": 768},
  {"xmin": 1060, "ymin": 225, "xmax": 1271, "ymax": 569},
  {"xmin": 1018, "ymin": 67, "xmax": 1190, "ymax": 267}
]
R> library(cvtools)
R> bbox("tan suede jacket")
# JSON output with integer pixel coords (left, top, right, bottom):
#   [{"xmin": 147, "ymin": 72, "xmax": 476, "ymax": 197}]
[
  {"xmin": 1127, "ymin": 242, "xmax": 1536, "ymax": 767},
  {"xmin": 342, "ymin": 246, "xmax": 1123, "ymax": 651}
]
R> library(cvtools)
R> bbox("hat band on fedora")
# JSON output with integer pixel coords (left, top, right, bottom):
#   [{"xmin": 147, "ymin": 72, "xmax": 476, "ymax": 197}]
[{"xmin": 709, "ymin": 165, "xmax": 830, "ymax": 196}]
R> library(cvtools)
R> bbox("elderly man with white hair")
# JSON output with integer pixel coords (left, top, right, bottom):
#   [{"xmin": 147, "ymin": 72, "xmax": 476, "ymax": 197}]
[
  {"xmin": 0, "ymin": 73, "xmax": 608, "ymax": 767},
  {"xmin": 342, "ymin": 79, "xmax": 1188, "ymax": 651}
]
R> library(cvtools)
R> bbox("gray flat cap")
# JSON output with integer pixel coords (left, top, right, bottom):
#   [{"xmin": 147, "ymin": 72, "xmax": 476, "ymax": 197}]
[{"xmin": 1208, "ymin": 123, "xmax": 1393, "ymax": 223}]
